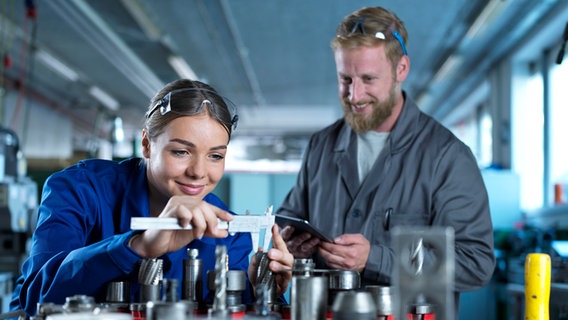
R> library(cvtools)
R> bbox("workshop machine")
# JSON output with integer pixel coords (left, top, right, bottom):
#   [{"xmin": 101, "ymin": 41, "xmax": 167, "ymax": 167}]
[{"xmin": 0, "ymin": 128, "xmax": 38, "ymax": 313}]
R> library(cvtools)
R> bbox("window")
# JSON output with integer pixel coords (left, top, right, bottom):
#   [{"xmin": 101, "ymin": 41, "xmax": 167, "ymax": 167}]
[{"xmin": 511, "ymin": 63, "xmax": 544, "ymax": 211}]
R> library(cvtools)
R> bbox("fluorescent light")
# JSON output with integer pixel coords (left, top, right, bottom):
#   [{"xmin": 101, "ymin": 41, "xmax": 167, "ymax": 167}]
[
  {"xmin": 465, "ymin": 0, "xmax": 509, "ymax": 39},
  {"xmin": 89, "ymin": 86, "xmax": 119, "ymax": 111},
  {"xmin": 432, "ymin": 55, "xmax": 463, "ymax": 83},
  {"xmin": 35, "ymin": 50, "xmax": 79, "ymax": 81},
  {"xmin": 120, "ymin": 0, "xmax": 161, "ymax": 40},
  {"xmin": 168, "ymin": 55, "xmax": 197, "ymax": 80}
]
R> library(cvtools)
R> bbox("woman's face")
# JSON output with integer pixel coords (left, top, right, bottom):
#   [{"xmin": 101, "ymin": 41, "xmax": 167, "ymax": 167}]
[{"xmin": 142, "ymin": 114, "xmax": 229, "ymax": 207}]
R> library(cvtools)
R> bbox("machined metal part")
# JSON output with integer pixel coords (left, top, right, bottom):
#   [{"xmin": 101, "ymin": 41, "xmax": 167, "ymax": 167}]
[
  {"xmin": 105, "ymin": 281, "xmax": 130, "ymax": 303},
  {"xmin": 292, "ymin": 258, "xmax": 315, "ymax": 276},
  {"xmin": 327, "ymin": 270, "xmax": 360, "ymax": 307},
  {"xmin": 209, "ymin": 245, "xmax": 230, "ymax": 318},
  {"xmin": 145, "ymin": 300, "xmax": 195, "ymax": 320},
  {"xmin": 254, "ymin": 251, "xmax": 276, "ymax": 305},
  {"xmin": 331, "ymin": 291, "xmax": 377, "ymax": 320},
  {"xmin": 138, "ymin": 258, "xmax": 163, "ymax": 303},
  {"xmin": 183, "ymin": 248, "xmax": 203, "ymax": 304},
  {"xmin": 392, "ymin": 227, "xmax": 455, "ymax": 320},
  {"xmin": 62, "ymin": 295, "xmax": 95, "ymax": 313},
  {"xmin": 162, "ymin": 278, "xmax": 178, "ymax": 302},
  {"xmin": 291, "ymin": 275, "xmax": 328, "ymax": 320},
  {"xmin": 365, "ymin": 285, "xmax": 395, "ymax": 317}
]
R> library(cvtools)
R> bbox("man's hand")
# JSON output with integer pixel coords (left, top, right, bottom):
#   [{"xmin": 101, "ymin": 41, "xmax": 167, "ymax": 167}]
[
  {"xmin": 280, "ymin": 225, "xmax": 320, "ymax": 258},
  {"xmin": 318, "ymin": 234, "xmax": 370, "ymax": 272}
]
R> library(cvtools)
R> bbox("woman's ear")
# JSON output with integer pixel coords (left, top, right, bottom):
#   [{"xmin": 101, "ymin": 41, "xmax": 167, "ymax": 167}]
[{"xmin": 141, "ymin": 129, "xmax": 151, "ymax": 159}]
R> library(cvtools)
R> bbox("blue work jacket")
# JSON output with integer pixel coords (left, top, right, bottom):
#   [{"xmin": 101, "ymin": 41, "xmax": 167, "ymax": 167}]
[{"xmin": 10, "ymin": 158, "xmax": 252, "ymax": 316}]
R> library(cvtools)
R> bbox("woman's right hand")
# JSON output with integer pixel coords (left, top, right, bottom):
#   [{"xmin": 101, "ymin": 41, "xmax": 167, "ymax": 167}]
[{"xmin": 129, "ymin": 195, "xmax": 233, "ymax": 258}]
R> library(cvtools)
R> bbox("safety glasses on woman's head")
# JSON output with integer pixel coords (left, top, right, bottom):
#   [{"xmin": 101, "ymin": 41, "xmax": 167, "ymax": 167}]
[{"xmin": 145, "ymin": 88, "xmax": 239, "ymax": 131}]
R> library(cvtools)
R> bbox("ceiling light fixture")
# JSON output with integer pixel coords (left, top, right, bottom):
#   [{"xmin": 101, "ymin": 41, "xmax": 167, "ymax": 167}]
[
  {"xmin": 89, "ymin": 86, "xmax": 119, "ymax": 111},
  {"xmin": 120, "ymin": 0, "xmax": 161, "ymax": 41},
  {"xmin": 432, "ymin": 55, "xmax": 463, "ymax": 83},
  {"xmin": 465, "ymin": 0, "xmax": 509, "ymax": 39},
  {"xmin": 168, "ymin": 55, "xmax": 198, "ymax": 80},
  {"xmin": 35, "ymin": 50, "xmax": 80, "ymax": 82}
]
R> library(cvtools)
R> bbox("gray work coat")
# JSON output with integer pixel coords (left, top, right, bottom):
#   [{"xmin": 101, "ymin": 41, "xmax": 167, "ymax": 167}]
[{"xmin": 277, "ymin": 94, "xmax": 495, "ymax": 293}]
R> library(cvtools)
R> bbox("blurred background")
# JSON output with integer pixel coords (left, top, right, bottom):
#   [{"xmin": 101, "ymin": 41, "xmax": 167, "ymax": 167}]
[{"xmin": 0, "ymin": 0, "xmax": 568, "ymax": 318}]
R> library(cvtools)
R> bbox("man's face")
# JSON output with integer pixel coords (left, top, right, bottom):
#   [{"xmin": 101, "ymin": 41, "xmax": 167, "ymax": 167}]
[
  {"xmin": 142, "ymin": 114, "xmax": 228, "ymax": 206},
  {"xmin": 334, "ymin": 45, "xmax": 402, "ymax": 132}
]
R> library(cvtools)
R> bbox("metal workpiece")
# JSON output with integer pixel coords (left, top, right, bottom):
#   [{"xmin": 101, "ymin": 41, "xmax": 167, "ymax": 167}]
[
  {"xmin": 331, "ymin": 291, "xmax": 377, "ymax": 320},
  {"xmin": 36, "ymin": 302, "xmax": 64, "ymax": 318},
  {"xmin": 105, "ymin": 281, "xmax": 130, "ymax": 303},
  {"xmin": 291, "ymin": 275, "xmax": 328, "ymax": 320},
  {"xmin": 183, "ymin": 248, "xmax": 203, "ymax": 304},
  {"xmin": 209, "ymin": 245, "xmax": 230, "ymax": 318},
  {"xmin": 207, "ymin": 269, "xmax": 247, "ymax": 314},
  {"xmin": 292, "ymin": 258, "xmax": 315, "ymax": 276},
  {"xmin": 62, "ymin": 295, "xmax": 96, "ymax": 313},
  {"xmin": 328, "ymin": 270, "xmax": 360, "ymax": 290},
  {"xmin": 253, "ymin": 251, "xmax": 276, "ymax": 305},
  {"xmin": 145, "ymin": 300, "xmax": 195, "ymax": 320},
  {"xmin": 138, "ymin": 258, "xmax": 163, "ymax": 303},
  {"xmin": 365, "ymin": 285, "xmax": 395, "ymax": 317},
  {"xmin": 162, "ymin": 278, "xmax": 179, "ymax": 302},
  {"xmin": 408, "ymin": 303, "xmax": 435, "ymax": 320},
  {"xmin": 327, "ymin": 270, "xmax": 360, "ymax": 306},
  {"xmin": 392, "ymin": 227, "xmax": 455, "ymax": 320}
]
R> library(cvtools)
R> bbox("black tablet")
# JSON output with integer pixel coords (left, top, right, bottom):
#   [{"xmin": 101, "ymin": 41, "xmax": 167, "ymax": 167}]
[{"xmin": 275, "ymin": 214, "xmax": 334, "ymax": 243}]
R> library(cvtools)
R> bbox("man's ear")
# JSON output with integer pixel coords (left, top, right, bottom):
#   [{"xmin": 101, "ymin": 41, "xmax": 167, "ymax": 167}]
[
  {"xmin": 396, "ymin": 55, "xmax": 410, "ymax": 83},
  {"xmin": 141, "ymin": 129, "xmax": 151, "ymax": 159}
]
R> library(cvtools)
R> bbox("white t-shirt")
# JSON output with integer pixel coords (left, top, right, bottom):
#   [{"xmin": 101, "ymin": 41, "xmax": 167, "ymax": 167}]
[{"xmin": 357, "ymin": 131, "xmax": 390, "ymax": 182}]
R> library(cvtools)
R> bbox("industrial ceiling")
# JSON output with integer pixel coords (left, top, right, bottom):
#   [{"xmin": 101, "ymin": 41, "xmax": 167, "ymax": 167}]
[{"xmin": 1, "ymin": 0, "xmax": 567, "ymax": 160}]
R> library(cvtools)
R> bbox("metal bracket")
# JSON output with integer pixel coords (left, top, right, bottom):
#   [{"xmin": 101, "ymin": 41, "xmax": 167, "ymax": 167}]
[{"xmin": 392, "ymin": 226, "xmax": 455, "ymax": 320}]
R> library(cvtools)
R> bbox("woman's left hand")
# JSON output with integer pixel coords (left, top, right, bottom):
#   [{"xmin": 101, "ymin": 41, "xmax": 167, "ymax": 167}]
[{"xmin": 248, "ymin": 224, "xmax": 294, "ymax": 297}]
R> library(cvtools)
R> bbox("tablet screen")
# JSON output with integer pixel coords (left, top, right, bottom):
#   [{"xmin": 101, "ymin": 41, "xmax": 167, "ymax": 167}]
[{"xmin": 275, "ymin": 215, "xmax": 334, "ymax": 243}]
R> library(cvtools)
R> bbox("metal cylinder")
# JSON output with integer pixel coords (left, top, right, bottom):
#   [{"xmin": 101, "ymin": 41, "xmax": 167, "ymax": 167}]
[
  {"xmin": 227, "ymin": 270, "xmax": 247, "ymax": 313},
  {"xmin": 328, "ymin": 270, "xmax": 360, "ymax": 306},
  {"xmin": 105, "ymin": 281, "xmax": 130, "ymax": 303},
  {"xmin": 331, "ymin": 291, "xmax": 376, "ymax": 320},
  {"xmin": 291, "ymin": 276, "xmax": 328, "ymax": 320},
  {"xmin": 162, "ymin": 278, "xmax": 179, "ymax": 302},
  {"xmin": 139, "ymin": 258, "xmax": 163, "ymax": 303},
  {"xmin": 146, "ymin": 301, "xmax": 193, "ymax": 320},
  {"xmin": 365, "ymin": 285, "xmax": 395, "ymax": 317},
  {"xmin": 292, "ymin": 258, "xmax": 315, "ymax": 276},
  {"xmin": 182, "ymin": 248, "xmax": 203, "ymax": 303},
  {"xmin": 408, "ymin": 303, "xmax": 435, "ymax": 320},
  {"xmin": 62, "ymin": 295, "xmax": 95, "ymax": 313}
]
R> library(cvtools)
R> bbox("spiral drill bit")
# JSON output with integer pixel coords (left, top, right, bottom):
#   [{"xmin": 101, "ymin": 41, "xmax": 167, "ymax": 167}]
[
  {"xmin": 409, "ymin": 237, "xmax": 424, "ymax": 276},
  {"xmin": 138, "ymin": 258, "xmax": 163, "ymax": 302},
  {"xmin": 209, "ymin": 245, "xmax": 229, "ymax": 317},
  {"xmin": 255, "ymin": 252, "xmax": 275, "ymax": 295}
]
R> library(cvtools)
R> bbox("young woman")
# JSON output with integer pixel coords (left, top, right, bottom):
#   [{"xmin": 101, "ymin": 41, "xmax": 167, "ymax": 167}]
[{"xmin": 10, "ymin": 79, "xmax": 293, "ymax": 316}]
